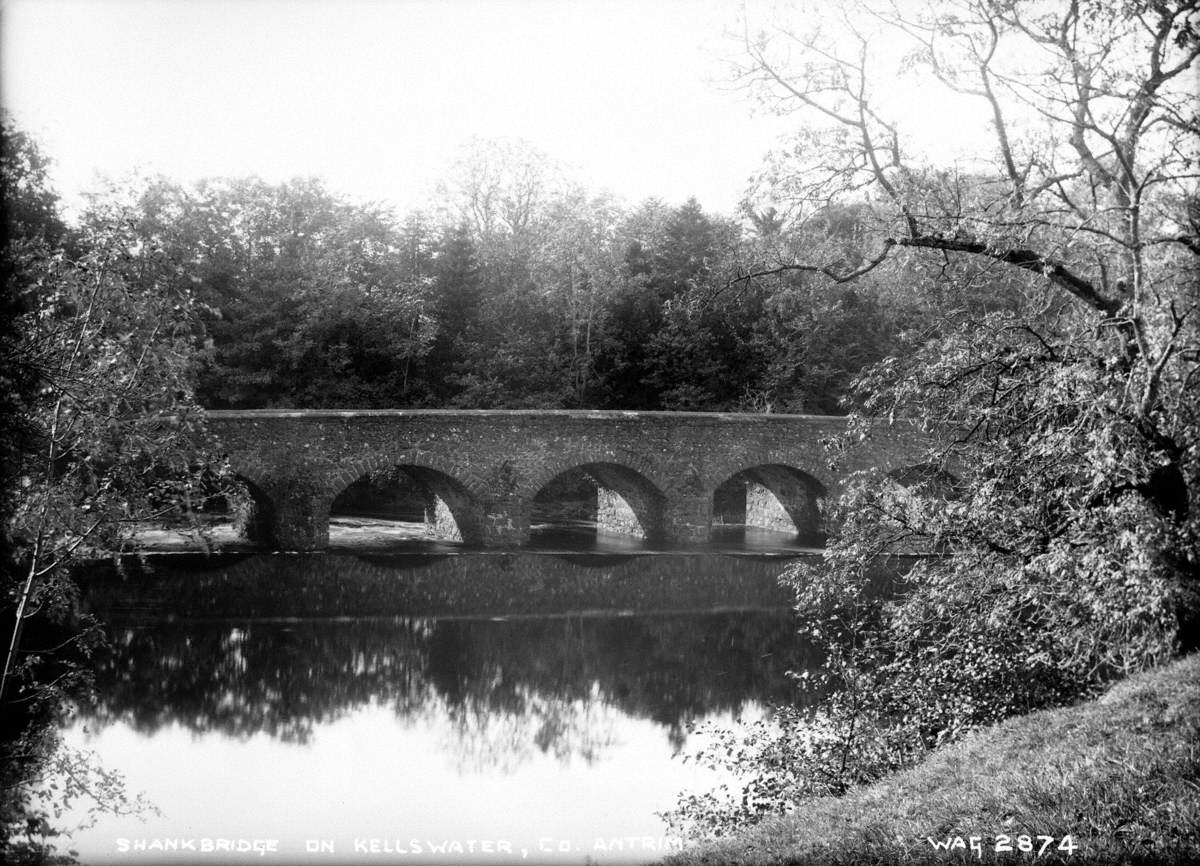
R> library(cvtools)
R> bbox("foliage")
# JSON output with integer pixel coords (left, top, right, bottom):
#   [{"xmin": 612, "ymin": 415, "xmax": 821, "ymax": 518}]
[
  {"xmin": 667, "ymin": 0, "xmax": 1199, "ymax": 839},
  {"xmin": 1, "ymin": 119, "xmax": 67, "ymax": 545},
  {"xmin": 77, "ymin": 146, "xmax": 899, "ymax": 413},
  {"xmin": 109, "ymin": 176, "xmax": 437, "ymax": 408},
  {"xmin": 0, "ymin": 119, "xmax": 233, "ymax": 863},
  {"xmin": 4, "ymin": 196, "xmax": 230, "ymax": 689},
  {"xmin": 665, "ymin": 654, "xmax": 1200, "ymax": 865},
  {"xmin": 1, "ymin": 640, "xmax": 157, "ymax": 865}
]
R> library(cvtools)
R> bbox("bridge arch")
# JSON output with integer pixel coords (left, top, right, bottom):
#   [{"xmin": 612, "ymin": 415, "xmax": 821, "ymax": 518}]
[
  {"xmin": 220, "ymin": 458, "xmax": 276, "ymax": 502},
  {"xmin": 210, "ymin": 460, "xmax": 282, "ymax": 547},
  {"xmin": 329, "ymin": 458, "xmax": 486, "ymax": 546},
  {"xmin": 328, "ymin": 450, "xmax": 488, "ymax": 499},
  {"xmin": 520, "ymin": 449, "xmax": 672, "ymax": 500},
  {"xmin": 711, "ymin": 463, "xmax": 828, "ymax": 545},
  {"xmin": 230, "ymin": 473, "xmax": 279, "ymax": 545},
  {"xmin": 529, "ymin": 460, "xmax": 667, "ymax": 542}
]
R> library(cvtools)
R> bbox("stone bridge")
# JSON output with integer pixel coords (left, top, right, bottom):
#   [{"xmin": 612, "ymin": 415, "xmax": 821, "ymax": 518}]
[{"xmin": 206, "ymin": 410, "xmax": 935, "ymax": 550}]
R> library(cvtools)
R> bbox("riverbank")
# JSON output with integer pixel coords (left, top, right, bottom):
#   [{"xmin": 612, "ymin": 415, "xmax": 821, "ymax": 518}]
[{"xmin": 664, "ymin": 653, "xmax": 1200, "ymax": 866}]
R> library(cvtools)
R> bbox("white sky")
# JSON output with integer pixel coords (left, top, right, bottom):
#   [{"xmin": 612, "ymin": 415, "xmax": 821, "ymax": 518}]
[{"xmin": 1, "ymin": 0, "xmax": 805, "ymax": 217}]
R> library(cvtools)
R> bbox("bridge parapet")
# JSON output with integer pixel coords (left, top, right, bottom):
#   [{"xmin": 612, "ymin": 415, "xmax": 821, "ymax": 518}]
[{"xmin": 205, "ymin": 410, "xmax": 936, "ymax": 551}]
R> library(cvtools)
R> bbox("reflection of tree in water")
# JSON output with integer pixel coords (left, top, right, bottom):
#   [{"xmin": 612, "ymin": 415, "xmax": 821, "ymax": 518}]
[
  {"xmin": 92, "ymin": 620, "xmax": 440, "ymax": 743},
  {"xmin": 84, "ymin": 611, "xmax": 820, "ymax": 769},
  {"xmin": 438, "ymin": 688, "xmax": 618, "ymax": 775}
]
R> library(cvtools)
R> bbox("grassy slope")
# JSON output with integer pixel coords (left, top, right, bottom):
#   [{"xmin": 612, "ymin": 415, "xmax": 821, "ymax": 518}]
[{"xmin": 664, "ymin": 654, "xmax": 1200, "ymax": 866}]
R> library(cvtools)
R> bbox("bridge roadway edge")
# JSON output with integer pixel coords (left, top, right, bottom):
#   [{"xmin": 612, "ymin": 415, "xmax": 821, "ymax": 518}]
[{"xmin": 204, "ymin": 410, "xmax": 933, "ymax": 551}]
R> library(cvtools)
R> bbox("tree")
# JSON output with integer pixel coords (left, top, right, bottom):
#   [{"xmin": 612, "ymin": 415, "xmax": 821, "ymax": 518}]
[
  {"xmin": 734, "ymin": 0, "xmax": 1197, "ymax": 454},
  {"xmin": 422, "ymin": 223, "xmax": 487, "ymax": 404},
  {"xmin": 1, "ymin": 119, "xmax": 68, "ymax": 559},
  {"xmin": 531, "ymin": 188, "xmax": 625, "ymax": 407},
  {"xmin": 734, "ymin": 0, "xmax": 1198, "ymax": 600},
  {"xmin": 595, "ymin": 199, "xmax": 748, "ymax": 408},
  {"xmin": 111, "ymin": 176, "xmax": 437, "ymax": 408},
  {"xmin": 669, "ymin": 0, "xmax": 1200, "ymax": 836},
  {"xmin": 1, "ymin": 190, "xmax": 230, "ymax": 691},
  {"xmin": 640, "ymin": 200, "xmax": 770, "ymax": 410},
  {"xmin": 735, "ymin": 202, "xmax": 920, "ymax": 413},
  {"xmin": 274, "ymin": 197, "xmax": 434, "ymax": 407},
  {"xmin": 1, "ymin": 124, "xmax": 226, "ymax": 860}
]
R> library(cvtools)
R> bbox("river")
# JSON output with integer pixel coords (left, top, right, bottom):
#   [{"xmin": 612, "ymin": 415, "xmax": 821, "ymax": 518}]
[{"xmin": 46, "ymin": 543, "xmax": 832, "ymax": 865}]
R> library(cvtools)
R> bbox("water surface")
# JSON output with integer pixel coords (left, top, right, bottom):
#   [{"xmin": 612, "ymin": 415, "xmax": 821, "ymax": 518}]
[{"xmin": 55, "ymin": 552, "xmax": 820, "ymax": 864}]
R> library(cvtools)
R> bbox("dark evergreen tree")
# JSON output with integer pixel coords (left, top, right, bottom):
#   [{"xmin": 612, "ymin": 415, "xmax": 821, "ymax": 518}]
[
  {"xmin": 421, "ymin": 224, "xmax": 485, "ymax": 404},
  {"xmin": 595, "ymin": 199, "xmax": 731, "ymax": 408}
]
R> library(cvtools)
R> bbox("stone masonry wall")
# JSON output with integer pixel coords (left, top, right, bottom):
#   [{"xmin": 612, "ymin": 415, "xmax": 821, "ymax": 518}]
[{"xmin": 206, "ymin": 410, "xmax": 934, "ymax": 550}]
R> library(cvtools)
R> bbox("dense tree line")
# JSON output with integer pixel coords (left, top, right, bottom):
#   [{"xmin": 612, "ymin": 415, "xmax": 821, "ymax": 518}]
[{"xmin": 89, "ymin": 140, "xmax": 916, "ymax": 414}]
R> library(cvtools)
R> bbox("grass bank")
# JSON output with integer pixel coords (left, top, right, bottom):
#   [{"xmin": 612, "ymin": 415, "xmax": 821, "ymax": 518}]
[{"xmin": 664, "ymin": 654, "xmax": 1200, "ymax": 866}]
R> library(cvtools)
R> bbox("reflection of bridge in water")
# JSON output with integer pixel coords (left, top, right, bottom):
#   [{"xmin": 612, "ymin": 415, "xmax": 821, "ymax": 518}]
[
  {"xmin": 84, "ymin": 552, "xmax": 852, "ymax": 621},
  {"xmin": 75, "ymin": 552, "xmax": 917, "ymax": 772},
  {"xmin": 208, "ymin": 410, "xmax": 935, "ymax": 551},
  {"xmin": 78, "ymin": 553, "xmax": 864, "ymax": 756}
]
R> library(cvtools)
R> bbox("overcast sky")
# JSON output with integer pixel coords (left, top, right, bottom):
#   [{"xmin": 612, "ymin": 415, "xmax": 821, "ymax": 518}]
[{"xmin": 2, "ymin": 0, "xmax": 806, "ymax": 218}]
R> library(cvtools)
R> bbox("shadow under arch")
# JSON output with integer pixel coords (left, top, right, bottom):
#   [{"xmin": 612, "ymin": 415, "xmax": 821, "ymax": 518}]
[
  {"xmin": 712, "ymin": 463, "xmax": 828, "ymax": 546},
  {"xmin": 224, "ymin": 473, "xmax": 278, "ymax": 547},
  {"xmin": 330, "ymin": 464, "xmax": 485, "ymax": 546},
  {"xmin": 530, "ymin": 462, "xmax": 667, "ymax": 544},
  {"xmin": 154, "ymin": 461, "xmax": 278, "ymax": 548}
]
